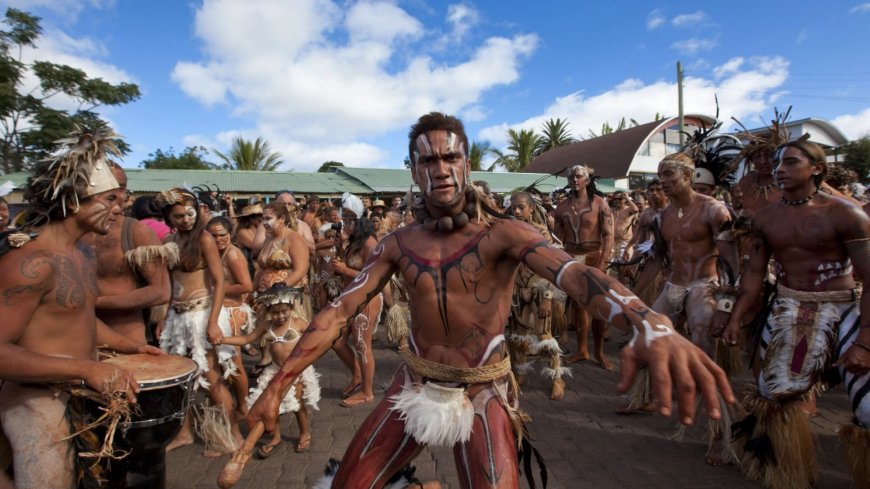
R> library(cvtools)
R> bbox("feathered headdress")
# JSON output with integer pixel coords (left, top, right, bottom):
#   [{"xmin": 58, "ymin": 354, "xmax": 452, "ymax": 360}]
[
  {"xmin": 255, "ymin": 282, "xmax": 303, "ymax": 308},
  {"xmin": 731, "ymin": 106, "xmax": 793, "ymax": 175},
  {"xmin": 681, "ymin": 121, "xmax": 742, "ymax": 188},
  {"xmin": 154, "ymin": 188, "xmax": 193, "ymax": 210},
  {"xmin": 32, "ymin": 124, "xmax": 122, "ymax": 216},
  {"xmin": 341, "ymin": 192, "xmax": 365, "ymax": 219}
]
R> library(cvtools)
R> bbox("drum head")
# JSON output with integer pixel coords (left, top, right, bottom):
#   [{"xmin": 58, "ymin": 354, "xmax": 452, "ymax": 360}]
[{"xmin": 103, "ymin": 354, "xmax": 197, "ymax": 389}]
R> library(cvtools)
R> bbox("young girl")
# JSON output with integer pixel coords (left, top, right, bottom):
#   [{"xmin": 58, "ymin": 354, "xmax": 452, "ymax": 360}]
[{"xmin": 222, "ymin": 282, "xmax": 320, "ymax": 456}]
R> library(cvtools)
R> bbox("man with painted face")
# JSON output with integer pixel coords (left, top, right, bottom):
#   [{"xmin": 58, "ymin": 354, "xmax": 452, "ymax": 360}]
[
  {"xmin": 82, "ymin": 164, "xmax": 171, "ymax": 346},
  {"xmin": 553, "ymin": 165, "xmax": 614, "ymax": 369},
  {"xmin": 0, "ymin": 126, "xmax": 162, "ymax": 488},
  {"xmin": 722, "ymin": 139, "xmax": 870, "ymax": 489},
  {"xmin": 647, "ymin": 152, "xmax": 737, "ymax": 466},
  {"xmin": 245, "ymin": 112, "xmax": 734, "ymax": 489}
]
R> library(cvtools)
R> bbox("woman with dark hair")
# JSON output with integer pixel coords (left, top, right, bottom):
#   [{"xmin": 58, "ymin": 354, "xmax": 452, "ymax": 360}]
[
  {"xmin": 130, "ymin": 194, "xmax": 172, "ymax": 240},
  {"xmin": 207, "ymin": 215, "xmax": 254, "ymax": 418},
  {"xmin": 155, "ymin": 188, "xmax": 242, "ymax": 454},
  {"xmin": 331, "ymin": 192, "xmax": 383, "ymax": 407}
]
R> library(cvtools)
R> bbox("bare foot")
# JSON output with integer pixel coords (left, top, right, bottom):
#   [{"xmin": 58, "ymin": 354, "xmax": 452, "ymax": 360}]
[
  {"xmin": 594, "ymin": 352, "xmax": 613, "ymax": 371},
  {"xmin": 165, "ymin": 432, "xmax": 194, "ymax": 453},
  {"xmin": 203, "ymin": 448, "xmax": 225, "ymax": 458},
  {"xmin": 341, "ymin": 381, "xmax": 362, "ymax": 399},
  {"xmin": 550, "ymin": 379, "xmax": 565, "ymax": 401},
  {"xmin": 565, "ymin": 351, "xmax": 589, "ymax": 364},
  {"xmin": 340, "ymin": 392, "xmax": 374, "ymax": 407},
  {"xmin": 295, "ymin": 433, "xmax": 311, "ymax": 453},
  {"xmin": 798, "ymin": 397, "xmax": 818, "ymax": 418}
]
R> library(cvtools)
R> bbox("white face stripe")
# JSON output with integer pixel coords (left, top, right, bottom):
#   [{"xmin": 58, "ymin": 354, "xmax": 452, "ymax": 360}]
[{"xmin": 426, "ymin": 168, "xmax": 433, "ymax": 193}]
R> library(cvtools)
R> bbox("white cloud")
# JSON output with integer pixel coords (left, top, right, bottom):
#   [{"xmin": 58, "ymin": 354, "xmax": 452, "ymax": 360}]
[
  {"xmin": 478, "ymin": 56, "xmax": 790, "ymax": 146},
  {"xmin": 646, "ymin": 9, "xmax": 665, "ymax": 29},
  {"xmin": 713, "ymin": 57, "xmax": 744, "ymax": 79},
  {"xmin": 447, "ymin": 4, "xmax": 480, "ymax": 40},
  {"xmin": 172, "ymin": 0, "xmax": 538, "ymax": 171},
  {"xmin": 796, "ymin": 29, "xmax": 808, "ymax": 44},
  {"xmin": 671, "ymin": 37, "xmax": 717, "ymax": 56},
  {"xmin": 346, "ymin": 1, "xmax": 422, "ymax": 43},
  {"xmin": 832, "ymin": 107, "xmax": 870, "ymax": 140},
  {"xmin": 849, "ymin": 3, "xmax": 870, "ymax": 13},
  {"xmin": 671, "ymin": 10, "xmax": 707, "ymax": 27}
]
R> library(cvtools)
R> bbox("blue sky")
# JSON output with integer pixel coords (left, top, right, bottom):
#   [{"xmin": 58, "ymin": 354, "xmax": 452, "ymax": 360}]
[{"xmin": 4, "ymin": 0, "xmax": 870, "ymax": 171}]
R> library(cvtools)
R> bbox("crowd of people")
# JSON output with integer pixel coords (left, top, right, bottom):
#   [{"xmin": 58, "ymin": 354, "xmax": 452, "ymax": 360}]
[{"xmin": 0, "ymin": 111, "xmax": 866, "ymax": 489}]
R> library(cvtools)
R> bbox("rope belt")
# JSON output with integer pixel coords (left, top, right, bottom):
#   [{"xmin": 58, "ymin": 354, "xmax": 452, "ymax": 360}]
[
  {"xmin": 777, "ymin": 283, "xmax": 862, "ymax": 303},
  {"xmin": 171, "ymin": 296, "xmax": 212, "ymax": 313},
  {"xmin": 398, "ymin": 345, "xmax": 511, "ymax": 384}
]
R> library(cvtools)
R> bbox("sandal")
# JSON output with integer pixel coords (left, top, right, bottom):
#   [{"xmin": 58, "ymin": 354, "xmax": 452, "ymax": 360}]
[
  {"xmin": 257, "ymin": 442, "xmax": 279, "ymax": 459},
  {"xmin": 295, "ymin": 435, "xmax": 311, "ymax": 453},
  {"xmin": 250, "ymin": 362, "xmax": 270, "ymax": 377}
]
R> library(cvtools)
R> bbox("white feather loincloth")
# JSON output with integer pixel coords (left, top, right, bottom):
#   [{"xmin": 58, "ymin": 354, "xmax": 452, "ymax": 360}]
[
  {"xmin": 247, "ymin": 364, "xmax": 320, "ymax": 415},
  {"xmin": 159, "ymin": 305, "xmax": 237, "ymax": 390},
  {"xmin": 389, "ymin": 382, "xmax": 474, "ymax": 447}
]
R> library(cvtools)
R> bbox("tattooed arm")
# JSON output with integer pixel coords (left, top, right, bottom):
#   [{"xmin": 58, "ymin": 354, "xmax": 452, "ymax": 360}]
[
  {"xmin": 246, "ymin": 237, "xmax": 397, "ymax": 432},
  {"xmin": 721, "ymin": 219, "xmax": 772, "ymax": 346},
  {"xmin": 96, "ymin": 318, "xmax": 163, "ymax": 355},
  {"xmin": 0, "ymin": 249, "xmax": 142, "ymax": 400},
  {"xmin": 502, "ymin": 219, "xmax": 734, "ymax": 424}
]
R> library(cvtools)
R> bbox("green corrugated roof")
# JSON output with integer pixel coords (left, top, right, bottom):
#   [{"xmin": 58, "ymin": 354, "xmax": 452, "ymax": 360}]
[
  {"xmin": 1, "ymin": 167, "xmax": 618, "ymax": 196},
  {"xmin": 333, "ymin": 167, "xmax": 575, "ymax": 194}
]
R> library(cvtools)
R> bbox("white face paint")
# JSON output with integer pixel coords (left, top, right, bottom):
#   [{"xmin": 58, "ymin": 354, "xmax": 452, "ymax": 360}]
[
  {"xmin": 185, "ymin": 206, "xmax": 197, "ymax": 220},
  {"xmin": 263, "ymin": 216, "xmax": 277, "ymax": 231},
  {"xmin": 426, "ymin": 168, "xmax": 433, "ymax": 194}
]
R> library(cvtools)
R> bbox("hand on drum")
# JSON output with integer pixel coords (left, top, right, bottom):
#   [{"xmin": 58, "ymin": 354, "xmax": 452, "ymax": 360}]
[
  {"xmin": 136, "ymin": 345, "xmax": 165, "ymax": 356},
  {"xmin": 84, "ymin": 361, "xmax": 141, "ymax": 404},
  {"xmin": 617, "ymin": 329, "xmax": 734, "ymax": 425},
  {"xmin": 207, "ymin": 321, "xmax": 224, "ymax": 345}
]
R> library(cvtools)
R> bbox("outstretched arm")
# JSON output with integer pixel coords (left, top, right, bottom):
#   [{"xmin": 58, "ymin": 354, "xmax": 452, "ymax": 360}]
[
  {"xmin": 246, "ymin": 238, "xmax": 397, "ymax": 432},
  {"xmin": 502, "ymin": 220, "xmax": 734, "ymax": 425}
]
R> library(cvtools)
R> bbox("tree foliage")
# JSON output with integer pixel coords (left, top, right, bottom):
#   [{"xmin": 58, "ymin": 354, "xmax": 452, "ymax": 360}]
[
  {"xmin": 0, "ymin": 8, "xmax": 140, "ymax": 172},
  {"xmin": 318, "ymin": 160, "xmax": 344, "ymax": 173},
  {"xmin": 587, "ymin": 117, "xmax": 641, "ymax": 139},
  {"xmin": 490, "ymin": 128, "xmax": 541, "ymax": 172},
  {"xmin": 213, "ymin": 136, "xmax": 283, "ymax": 171},
  {"xmin": 468, "ymin": 140, "xmax": 493, "ymax": 171},
  {"xmin": 842, "ymin": 136, "xmax": 870, "ymax": 184},
  {"xmin": 140, "ymin": 146, "xmax": 216, "ymax": 170},
  {"xmin": 536, "ymin": 118, "xmax": 576, "ymax": 154}
]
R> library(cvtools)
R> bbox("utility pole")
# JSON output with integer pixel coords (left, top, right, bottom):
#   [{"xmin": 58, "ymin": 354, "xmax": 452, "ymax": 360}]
[{"xmin": 677, "ymin": 61, "xmax": 685, "ymax": 145}]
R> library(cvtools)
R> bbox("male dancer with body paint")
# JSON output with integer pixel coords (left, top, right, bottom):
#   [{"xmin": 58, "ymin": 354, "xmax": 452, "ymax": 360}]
[
  {"xmin": 723, "ymin": 139, "xmax": 870, "ymax": 489},
  {"xmin": 637, "ymin": 152, "xmax": 738, "ymax": 466},
  {"xmin": 553, "ymin": 165, "xmax": 614, "ymax": 369},
  {"xmin": 245, "ymin": 112, "xmax": 734, "ymax": 489}
]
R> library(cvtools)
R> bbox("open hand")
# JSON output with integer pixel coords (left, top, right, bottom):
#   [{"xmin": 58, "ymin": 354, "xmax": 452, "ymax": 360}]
[
  {"xmin": 617, "ymin": 328, "xmax": 735, "ymax": 425},
  {"xmin": 84, "ymin": 361, "xmax": 141, "ymax": 404},
  {"xmin": 835, "ymin": 344, "xmax": 870, "ymax": 376}
]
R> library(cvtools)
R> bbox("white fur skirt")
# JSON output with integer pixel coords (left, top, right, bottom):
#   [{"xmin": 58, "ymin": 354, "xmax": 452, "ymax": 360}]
[
  {"xmin": 246, "ymin": 364, "xmax": 320, "ymax": 415},
  {"xmin": 159, "ymin": 306, "xmax": 238, "ymax": 390}
]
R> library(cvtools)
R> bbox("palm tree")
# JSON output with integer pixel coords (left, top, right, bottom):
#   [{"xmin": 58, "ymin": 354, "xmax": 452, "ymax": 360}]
[
  {"xmin": 213, "ymin": 136, "xmax": 283, "ymax": 171},
  {"xmin": 536, "ymin": 118, "xmax": 576, "ymax": 154},
  {"xmin": 468, "ymin": 140, "xmax": 494, "ymax": 171},
  {"xmin": 490, "ymin": 128, "xmax": 541, "ymax": 172}
]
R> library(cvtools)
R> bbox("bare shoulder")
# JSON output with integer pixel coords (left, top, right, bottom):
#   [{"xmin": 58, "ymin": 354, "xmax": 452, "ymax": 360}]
[
  {"xmin": 491, "ymin": 218, "xmax": 549, "ymax": 248},
  {"xmin": 821, "ymin": 193, "xmax": 870, "ymax": 239},
  {"xmin": 131, "ymin": 218, "xmax": 160, "ymax": 246}
]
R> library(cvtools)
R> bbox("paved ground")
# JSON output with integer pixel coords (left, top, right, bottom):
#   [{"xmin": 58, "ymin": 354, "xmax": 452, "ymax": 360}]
[{"xmin": 166, "ymin": 328, "xmax": 855, "ymax": 488}]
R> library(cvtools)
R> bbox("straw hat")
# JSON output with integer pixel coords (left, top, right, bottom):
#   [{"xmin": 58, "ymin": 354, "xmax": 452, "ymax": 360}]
[
  {"xmin": 372, "ymin": 199, "xmax": 386, "ymax": 209},
  {"xmin": 238, "ymin": 203, "xmax": 263, "ymax": 217}
]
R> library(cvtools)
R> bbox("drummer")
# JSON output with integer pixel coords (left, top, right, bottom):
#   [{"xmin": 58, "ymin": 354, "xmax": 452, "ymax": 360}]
[
  {"xmin": 82, "ymin": 164, "xmax": 172, "ymax": 345},
  {"xmin": 0, "ymin": 126, "xmax": 163, "ymax": 489}
]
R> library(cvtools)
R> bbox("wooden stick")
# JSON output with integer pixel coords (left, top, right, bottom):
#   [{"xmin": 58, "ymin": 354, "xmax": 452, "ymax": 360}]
[{"xmin": 217, "ymin": 420, "xmax": 265, "ymax": 489}]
